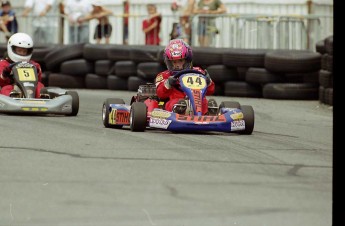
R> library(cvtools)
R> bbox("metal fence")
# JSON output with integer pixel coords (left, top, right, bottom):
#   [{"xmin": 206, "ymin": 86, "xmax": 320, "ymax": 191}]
[{"xmin": 0, "ymin": 13, "xmax": 332, "ymax": 51}]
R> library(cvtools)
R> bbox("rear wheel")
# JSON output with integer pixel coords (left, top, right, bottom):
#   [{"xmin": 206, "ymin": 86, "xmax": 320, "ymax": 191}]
[
  {"xmin": 66, "ymin": 91, "xmax": 79, "ymax": 116},
  {"xmin": 239, "ymin": 105, "xmax": 255, "ymax": 135},
  {"xmin": 130, "ymin": 102, "xmax": 147, "ymax": 132},
  {"xmin": 102, "ymin": 98, "xmax": 125, "ymax": 128}
]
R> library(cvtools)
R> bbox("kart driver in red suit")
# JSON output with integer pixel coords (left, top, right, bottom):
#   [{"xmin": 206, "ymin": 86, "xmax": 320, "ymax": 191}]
[
  {"xmin": 0, "ymin": 32, "xmax": 44, "ymax": 97},
  {"xmin": 155, "ymin": 38, "xmax": 215, "ymax": 115}
]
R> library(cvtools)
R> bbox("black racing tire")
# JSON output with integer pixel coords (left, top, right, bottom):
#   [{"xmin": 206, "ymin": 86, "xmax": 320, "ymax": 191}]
[
  {"xmin": 218, "ymin": 101, "xmax": 241, "ymax": 114},
  {"xmin": 130, "ymin": 102, "xmax": 147, "ymax": 132},
  {"xmin": 95, "ymin": 60, "xmax": 114, "ymax": 76},
  {"xmin": 239, "ymin": 105, "xmax": 255, "ymax": 135},
  {"xmin": 245, "ymin": 67, "xmax": 285, "ymax": 84},
  {"xmin": 265, "ymin": 50, "xmax": 321, "ymax": 73},
  {"xmin": 224, "ymin": 81, "xmax": 262, "ymax": 97},
  {"xmin": 32, "ymin": 44, "xmax": 59, "ymax": 62},
  {"xmin": 315, "ymin": 39, "xmax": 326, "ymax": 55},
  {"xmin": 319, "ymin": 86, "xmax": 325, "ymax": 104},
  {"xmin": 222, "ymin": 49, "xmax": 268, "ymax": 68},
  {"xmin": 192, "ymin": 47, "xmax": 225, "ymax": 66},
  {"xmin": 115, "ymin": 61, "xmax": 137, "ymax": 78},
  {"xmin": 205, "ymin": 65, "xmax": 239, "ymax": 83},
  {"xmin": 83, "ymin": 43, "xmax": 113, "ymax": 61},
  {"xmin": 137, "ymin": 62, "xmax": 166, "ymax": 80},
  {"xmin": 324, "ymin": 36, "xmax": 333, "ymax": 55},
  {"xmin": 44, "ymin": 43, "xmax": 85, "ymax": 72},
  {"xmin": 66, "ymin": 91, "xmax": 79, "ymax": 116},
  {"xmin": 127, "ymin": 76, "xmax": 151, "ymax": 91},
  {"xmin": 107, "ymin": 44, "xmax": 132, "ymax": 61},
  {"xmin": 263, "ymin": 83, "xmax": 319, "ymax": 100},
  {"xmin": 107, "ymin": 75, "xmax": 128, "ymax": 90},
  {"xmin": 219, "ymin": 101, "xmax": 241, "ymax": 109},
  {"xmin": 324, "ymin": 88, "xmax": 333, "ymax": 106},
  {"xmin": 321, "ymin": 54, "xmax": 333, "ymax": 72},
  {"xmin": 102, "ymin": 98, "xmax": 125, "ymax": 128},
  {"xmin": 318, "ymin": 70, "xmax": 333, "ymax": 88},
  {"xmin": 85, "ymin": 73, "xmax": 107, "ymax": 89},
  {"xmin": 60, "ymin": 59, "xmax": 94, "ymax": 76},
  {"xmin": 130, "ymin": 45, "xmax": 162, "ymax": 63},
  {"xmin": 48, "ymin": 73, "xmax": 85, "ymax": 88}
]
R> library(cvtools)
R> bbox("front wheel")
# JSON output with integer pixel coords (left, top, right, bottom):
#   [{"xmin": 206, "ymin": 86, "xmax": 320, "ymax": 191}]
[
  {"xmin": 239, "ymin": 105, "xmax": 255, "ymax": 135},
  {"xmin": 218, "ymin": 101, "xmax": 241, "ymax": 114},
  {"xmin": 130, "ymin": 102, "xmax": 147, "ymax": 132},
  {"xmin": 66, "ymin": 91, "xmax": 79, "ymax": 116},
  {"xmin": 102, "ymin": 98, "xmax": 125, "ymax": 128}
]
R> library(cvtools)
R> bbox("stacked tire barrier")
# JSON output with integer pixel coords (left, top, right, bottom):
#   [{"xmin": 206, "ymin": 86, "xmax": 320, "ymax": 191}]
[
  {"xmin": 315, "ymin": 36, "xmax": 333, "ymax": 106},
  {"xmin": 0, "ymin": 39, "xmax": 333, "ymax": 105}
]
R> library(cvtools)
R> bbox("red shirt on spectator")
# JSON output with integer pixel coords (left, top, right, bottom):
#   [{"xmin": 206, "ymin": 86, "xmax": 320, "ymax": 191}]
[{"xmin": 142, "ymin": 4, "xmax": 161, "ymax": 45}]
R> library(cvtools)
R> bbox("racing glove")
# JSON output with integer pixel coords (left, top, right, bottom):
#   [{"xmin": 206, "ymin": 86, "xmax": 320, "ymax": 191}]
[
  {"xmin": 164, "ymin": 76, "xmax": 178, "ymax": 89},
  {"xmin": 204, "ymin": 69, "xmax": 212, "ymax": 86},
  {"xmin": 1, "ymin": 67, "xmax": 11, "ymax": 79}
]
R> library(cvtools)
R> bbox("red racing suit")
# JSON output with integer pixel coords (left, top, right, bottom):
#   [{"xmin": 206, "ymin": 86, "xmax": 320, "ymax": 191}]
[
  {"xmin": 0, "ymin": 58, "xmax": 44, "ymax": 98},
  {"xmin": 155, "ymin": 67, "xmax": 215, "ymax": 115}
]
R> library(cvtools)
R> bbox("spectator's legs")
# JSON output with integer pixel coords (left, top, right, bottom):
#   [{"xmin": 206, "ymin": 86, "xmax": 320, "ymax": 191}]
[
  {"xmin": 33, "ymin": 27, "xmax": 44, "ymax": 44},
  {"xmin": 79, "ymin": 24, "xmax": 89, "ymax": 43},
  {"xmin": 69, "ymin": 25, "xmax": 77, "ymax": 44}
]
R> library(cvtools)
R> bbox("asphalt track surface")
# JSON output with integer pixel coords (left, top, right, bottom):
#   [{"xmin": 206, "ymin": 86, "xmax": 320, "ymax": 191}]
[{"xmin": 0, "ymin": 89, "xmax": 333, "ymax": 226}]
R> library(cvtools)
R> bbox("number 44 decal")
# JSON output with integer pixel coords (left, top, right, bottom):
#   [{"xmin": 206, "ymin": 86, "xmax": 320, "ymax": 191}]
[{"xmin": 181, "ymin": 75, "xmax": 207, "ymax": 90}]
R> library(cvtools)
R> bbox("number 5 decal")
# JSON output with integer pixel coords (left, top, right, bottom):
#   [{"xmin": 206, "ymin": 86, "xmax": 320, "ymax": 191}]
[{"xmin": 17, "ymin": 68, "xmax": 36, "ymax": 81}]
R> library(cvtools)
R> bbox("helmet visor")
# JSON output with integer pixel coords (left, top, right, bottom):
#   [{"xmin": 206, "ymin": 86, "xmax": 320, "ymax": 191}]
[{"xmin": 12, "ymin": 46, "xmax": 33, "ymax": 57}]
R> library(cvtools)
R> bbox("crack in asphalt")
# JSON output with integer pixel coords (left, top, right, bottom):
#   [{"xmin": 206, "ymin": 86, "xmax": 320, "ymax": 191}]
[
  {"xmin": 0, "ymin": 146, "xmax": 331, "ymax": 169},
  {"xmin": 287, "ymin": 164, "xmax": 305, "ymax": 176}
]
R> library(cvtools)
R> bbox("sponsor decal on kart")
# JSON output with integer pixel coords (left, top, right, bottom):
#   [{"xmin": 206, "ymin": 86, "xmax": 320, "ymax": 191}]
[
  {"xmin": 116, "ymin": 110, "xmax": 130, "ymax": 124},
  {"xmin": 110, "ymin": 109, "xmax": 130, "ymax": 125},
  {"xmin": 151, "ymin": 110, "xmax": 171, "ymax": 118},
  {"xmin": 22, "ymin": 107, "xmax": 48, "ymax": 111},
  {"xmin": 23, "ymin": 82, "xmax": 35, "ymax": 87},
  {"xmin": 230, "ymin": 112, "xmax": 244, "ymax": 120},
  {"xmin": 19, "ymin": 100, "xmax": 47, "ymax": 104},
  {"xmin": 192, "ymin": 89, "xmax": 202, "ymax": 113},
  {"xmin": 231, "ymin": 120, "xmax": 245, "ymax": 131},
  {"xmin": 149, "ymin": 118, "xmax": 171, "ymax": 129},
  {"xmin": 177, "ymin": 114, "xmax": 226, "ymax": 122},
  {"xmin": 155, "ymin": 74, "xmax": 164, "ymax": 83}
]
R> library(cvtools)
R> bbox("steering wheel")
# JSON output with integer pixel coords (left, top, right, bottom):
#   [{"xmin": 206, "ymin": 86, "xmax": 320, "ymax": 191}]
[
  {"xmin": 8, "ymin": 62, "xmax": 21, "ymax": 69},
  {"xmin": 172, "ymin": 69, "xmax": 205, "ymax": 79}
]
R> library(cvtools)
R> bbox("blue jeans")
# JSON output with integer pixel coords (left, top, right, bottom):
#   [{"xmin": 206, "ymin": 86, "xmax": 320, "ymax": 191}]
[{"xmin": 69, "ymin": 24, "xmax": 89, "ymax": 44}]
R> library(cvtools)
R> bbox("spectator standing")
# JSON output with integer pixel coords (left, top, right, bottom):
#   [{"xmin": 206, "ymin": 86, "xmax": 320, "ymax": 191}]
[
  {"xmin": 79, "ymin": 0, "xmax": 113, "ymax": 44},
  {"xmin": 0, "ymin": 1, "xmax": 18, "ymax": 41},
  {"xmin": 123, "ymin": 0, "xmax": 129, "ymax": 45},
  {"xmin": 21, "ymin": 0, "xmax": 56, "ymax": 44},
  {"xmin": 142, "ymin": 4, "xmax": 161, "ymax": 45},
  {"xmin": 170, "ymin": 0, "xmax": 195, "ymax": 44},
  {"xmin": 64, "ymin": 0, "xmax": 93, "ymax": 44},
  {"xmin": 194, "ymin": 0, "xmax": 226, "ymax": 47}
]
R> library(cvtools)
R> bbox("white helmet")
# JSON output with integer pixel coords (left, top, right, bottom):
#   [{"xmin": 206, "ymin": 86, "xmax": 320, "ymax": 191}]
[{"xmin": 7, "ymin": 33, "xmax": 34, "ymax": 62}]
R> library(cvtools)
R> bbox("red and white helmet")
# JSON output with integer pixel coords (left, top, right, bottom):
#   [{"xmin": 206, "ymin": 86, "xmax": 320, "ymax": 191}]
[{"xmin": 164, "ymin": 39, "xmax": 193, "ymax": 72}]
